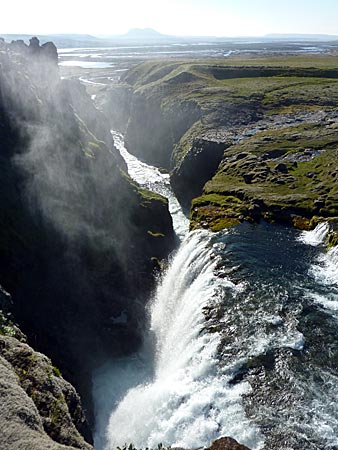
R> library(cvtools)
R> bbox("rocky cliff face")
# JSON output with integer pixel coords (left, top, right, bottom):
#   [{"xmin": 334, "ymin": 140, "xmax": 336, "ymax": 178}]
[
  {"xmin": 105, "ymin": 64, "xmax": 202, "ymax": 169},
  {"xmin": 0, "ymin": 287, "xmax": 92, "ymax": 449},
  {"xmin": 124, "ymin": 93, "xmax": 201, "ymax": 169},
  {"xmin": 0, "ymin": 38, "xmax": 175, "ymax": 440},
  {"xmin": 170, "ymin": 138, "xmax": 227, "ymax": 210},
  {"xmin": 104, "ymin": 60, "xmax": 338, "ymax": 231}
]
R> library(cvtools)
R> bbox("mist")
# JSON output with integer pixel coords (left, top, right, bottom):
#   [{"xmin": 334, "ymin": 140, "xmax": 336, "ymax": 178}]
[{"xmin": 0, "ymin": 37, "xmax": 174, "ymax": 424}]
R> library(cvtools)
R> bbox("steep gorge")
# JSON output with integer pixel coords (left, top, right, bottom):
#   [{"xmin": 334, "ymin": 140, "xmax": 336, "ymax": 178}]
[
  {"xmin": 0, "ymin": 39, "xmax": 174, "ymax": 448},
  {"xmin": 104, "ymin": 60, "xmax": 338, "ymax": 229},
  {"xmin": 2, "ymin": 40, "xmax": 338, "ymax": 450}
]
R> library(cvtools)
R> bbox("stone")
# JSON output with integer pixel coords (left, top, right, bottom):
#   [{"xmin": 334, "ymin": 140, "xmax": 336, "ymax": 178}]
[
  {"xmin": 243, "ymin": 173, "xmax": 253, "ymax": 184},
  {"xmin": 29, "ymin": 36, "xmax": 40, "ymax": 52},
  {"xmin": 0, "ymin": 335, "xmax": 93, "ymax": 450},
  {"xmin": 274, "ymin": 163, "xmax": 288, "ymax": 173},
  {"xmin": 205, "ymin": 436, "xmax": 251, "ymax": 450},
  {"xmin": 314, "ymin": 199, "xmax": 325, "ymax": 209},
  {"xmin": 41, "ymin": 41, "xmax": 58, "ymax": 63}
]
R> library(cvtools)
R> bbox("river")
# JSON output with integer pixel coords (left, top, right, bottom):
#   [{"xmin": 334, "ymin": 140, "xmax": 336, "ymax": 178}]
[{"xmin": 92, "ymin": 134, "xmax": 338, "ymax": 450}]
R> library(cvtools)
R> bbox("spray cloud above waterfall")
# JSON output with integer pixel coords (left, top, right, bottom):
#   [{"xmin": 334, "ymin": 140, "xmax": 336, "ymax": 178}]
[{"xmin": 1, "ymin": 38, "xmax": 145, "ymax": 271}]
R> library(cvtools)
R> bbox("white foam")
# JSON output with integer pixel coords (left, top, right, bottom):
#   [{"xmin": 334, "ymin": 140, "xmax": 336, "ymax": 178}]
[
  {"xmin": 112, "ymin": 131, "xmax": 189, "ymax": 240},
  {"xmin": 310, "ymin": 245, "xmax": 338, "ymax": 286},
  {"xmin": 93, "ymin": 231, "xmax": 263, "ymax": 450},
  {"xmin": 298, "ymin": 222, "xmax": 330, "ymax": 246},
  {"xmin": 308, "ymin": 291, "xmax": 338, "ymax": 311}
]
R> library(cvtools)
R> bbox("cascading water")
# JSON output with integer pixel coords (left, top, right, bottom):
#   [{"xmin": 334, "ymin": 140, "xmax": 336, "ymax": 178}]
[
  {"xmin": 298, "ymin": 221, "xmax": 330, "ymax": 246},
  {"xmin": 103, "ymin": 230, "xmax": 262, "ymax": 449},
  {"xmin": 112, "ymin": 131, "xmax": 188, "ymax": 240},
  {"xmin": 301, "ymin": 222, "xmax": 338, "ymax": 312},
  {"xmin": 93, "ymin": 136, "xmax": 338, "ymax": 450},
  {"xmin": 93, "ymin": 133, "xmax": 262, "ymax": 449}
]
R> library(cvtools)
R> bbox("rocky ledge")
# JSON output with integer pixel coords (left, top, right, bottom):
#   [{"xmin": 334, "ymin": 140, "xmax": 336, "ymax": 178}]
[
  {"xmin": 0, "ymin": 288, "xmax": 92, "ymax": 450},
  {"xmin": 190, "ymin": 109, "xmax": 338, "ymax": 231}
]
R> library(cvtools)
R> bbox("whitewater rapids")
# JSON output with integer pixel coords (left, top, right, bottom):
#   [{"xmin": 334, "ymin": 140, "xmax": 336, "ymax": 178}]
[
  {"xmin": 92, "ymin": 133, "xmax": 262, "ymax": 449},
  {"xmin": 93, "ymin": 230, "xmax": 262, "ymax": 449},
  {"xmin": 93, "ymin": 135, "xmax": 338, "ymax": 450}
]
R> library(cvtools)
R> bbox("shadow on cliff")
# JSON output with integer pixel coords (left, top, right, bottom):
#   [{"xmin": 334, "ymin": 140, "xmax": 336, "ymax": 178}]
[{"xmin": 0, "ymin": 37, "xmax": 175, "ymax": 431}]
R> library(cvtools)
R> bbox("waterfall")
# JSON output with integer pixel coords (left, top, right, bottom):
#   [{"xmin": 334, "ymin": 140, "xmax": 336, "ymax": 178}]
[
  {"xmin": 299, "ymin": 221, "xmax": 338, "ymax": 311},
  {"xmin": 92, "ymin": 133, "xmax": 338, "ymax": 449},
  {"xmin": 92, "ymin": 134, "xmax": 262, "ymax": 450},
  {"xmin": 298, "ymin": 222, "xmax": 330, "ymax": 246},
  {"xmin": 310, "ymin": 244, "xmax": 338, "ymax": 289},
  {"xmin": 111, "ymin": 131, "xmax": 189, "ymax": 240},
  {"xmin": 94, "ymin": 230, "xmax": 262, "ymax": 450}
]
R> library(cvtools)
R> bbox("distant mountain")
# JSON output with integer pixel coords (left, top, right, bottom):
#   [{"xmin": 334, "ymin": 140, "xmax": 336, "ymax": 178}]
[
  {"xmin": 124, "ymin": 28, "xmax": 165, "ymax": 38},
  {"xmin": 115, "ymin": 28, "xmax": 180, "ymax": 43},
  {"xmin": 265, "ymin": 33, "xmax": 338, "ymax": 41},
  {"xmin": 3, "ymin": 31, "xmax": 338, "ymax": 50}
]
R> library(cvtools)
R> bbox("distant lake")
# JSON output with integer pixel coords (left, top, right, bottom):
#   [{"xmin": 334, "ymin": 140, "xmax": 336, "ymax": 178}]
[
  {"xmin": 59, "ymin": 60, "xmax": 114, "ymax": 68},
  {"xmin": 58, "ymin": 41, "xmax": 331, "ymax": 70}
]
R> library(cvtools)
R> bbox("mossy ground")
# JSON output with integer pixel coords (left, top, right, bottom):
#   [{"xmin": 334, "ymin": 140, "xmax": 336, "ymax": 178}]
[
  {"xmin": 191, "ymin": 121, "xmax": 338, "ymax": 230},
  {"xmin": 122, "ymin": 56, "xmax": 338, "ymax": 232}
]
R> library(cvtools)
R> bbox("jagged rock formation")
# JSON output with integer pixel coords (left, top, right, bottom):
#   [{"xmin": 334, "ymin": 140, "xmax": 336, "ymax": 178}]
[{"xmin": 0, "ymin": 38, "xmax": 175, "ymax": 437}]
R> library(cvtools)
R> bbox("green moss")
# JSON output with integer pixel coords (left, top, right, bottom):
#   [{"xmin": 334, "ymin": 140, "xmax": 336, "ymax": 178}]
[
  {"xmin": 52, "ymin": 365, "xmax": 62, "ymax": 377},
  {"xmin": 123, "ymin": 57, "xmax": 338, "ymax": 232},
  {"xmin": 328, "ymin": 232, "xmax": 338, "ymax": 249},
  {"xmin": 209, "ymin": 217, "xmax": 241, "ymax": 232},
  {"xmin": 147, "ymin": 231, "xmax": 165, "ymax": 238},
  {"xmin": 192, "ymin": 194, "xmax": 243, "ymax": 208},
  {"xmin": 50, "ymin": 395, "xmax": 65, "ymax": 425},
  {"xmin": 137, "ymin": 187, "xmax": 168, "ymax": 205},
  {"xmin": 0, "ymin": 310, "xmax": 16, "ymax": 337},
  {"xmin": 172, "ymin": 120, "xmax": 205, "ymax": 165},
  {"xmin": 190, "ymin": 194, "xmax": 243, "ymax": 232}
]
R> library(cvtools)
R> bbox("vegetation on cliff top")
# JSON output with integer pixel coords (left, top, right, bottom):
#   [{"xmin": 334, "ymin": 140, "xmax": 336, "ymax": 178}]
[
  {"xmin": 191, "ymin": 121, "xmax": 338, "ymax": 230},
  {"xmin": 120, "ymin": 56, "xmax": 338, "ymax": 231}
]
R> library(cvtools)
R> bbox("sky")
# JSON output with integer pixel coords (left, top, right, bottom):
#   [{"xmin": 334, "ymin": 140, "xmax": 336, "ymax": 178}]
[{"xmin": 2, "ymin": 0, "xmax": 338, "ymax": 37}]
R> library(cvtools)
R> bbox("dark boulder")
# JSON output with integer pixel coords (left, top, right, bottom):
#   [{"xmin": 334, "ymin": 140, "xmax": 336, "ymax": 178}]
[
  {"xmin": 274, "ymin": 163, "xmax": 288, "ymax": 173},
  {"xmin": 171, "ymin": 138, "xmax": 226, "ymax": 209},
  {"xmin": 205, "ymin": 437, "xmax": 251, "ymax": 450}
]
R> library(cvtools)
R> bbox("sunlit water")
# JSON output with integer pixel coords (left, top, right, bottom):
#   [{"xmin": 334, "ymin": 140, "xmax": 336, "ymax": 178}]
[
  {"xmin": 111, "ymin": 131, "xmax": 189, "ymax": 240},
  {"xmin": 298, "ymin": 221, "xmax": 330, "ymax": 246},
  {"xmin": 93, "ymin": 140, "xmax": 338, "ymax": 450}
]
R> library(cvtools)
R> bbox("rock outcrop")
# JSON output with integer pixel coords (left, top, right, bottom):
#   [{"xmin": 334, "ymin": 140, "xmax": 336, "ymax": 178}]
[
  {"xmin": 0, "ymin": 287, "xmax": 92, "ymax": 449},
  {"xmin": 206, "ymin": 437, "xmax": 251, "ymax": 450},
  {"xmin": 171, "ymin": 138, "xmax": 227, "ymax": 210},
  {"xmin": 191, "ymin": 111, "xmax": 338, "ymax": 231},
  {"xmin": 0, "ymin": 337, "xmax": 93, "ymax": 450}
]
